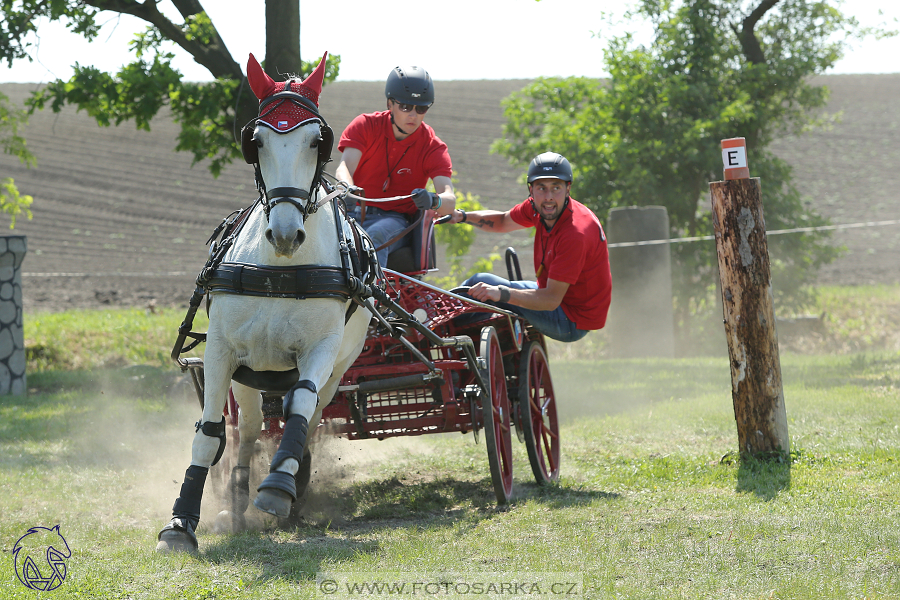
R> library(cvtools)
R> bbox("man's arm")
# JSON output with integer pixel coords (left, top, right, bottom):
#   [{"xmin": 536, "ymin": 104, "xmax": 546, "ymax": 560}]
[
  {"xmin": 468, "ymin": 278, "xmax": 570, "ymax": 311},
  {"xmin": 335, "ymin": 147, "xmax": 362, "ymax": 186},
  {"xmin": 446, "ymin": 207, "xmax": 526, "ymax": 233},
  {"xmin": 431, "ymin": 176, "xmax": 456, "ymax": 216}
]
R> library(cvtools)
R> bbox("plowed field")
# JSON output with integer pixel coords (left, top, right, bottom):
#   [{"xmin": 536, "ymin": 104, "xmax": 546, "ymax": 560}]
[{"xmin": 1, "ymin": 74, "xmax": 897, "ymax": 314}]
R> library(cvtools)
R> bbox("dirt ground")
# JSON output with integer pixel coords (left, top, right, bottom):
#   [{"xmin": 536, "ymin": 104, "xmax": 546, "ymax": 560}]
[{"xmin": 2, "ymin": 74, "xmax": 898, "ymax": 314}]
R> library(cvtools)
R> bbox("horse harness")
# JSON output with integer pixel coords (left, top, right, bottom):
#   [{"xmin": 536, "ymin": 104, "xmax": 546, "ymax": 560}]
[{"xmin": 240, "ymin": 88, "xmax": 335, "ymax": 221}]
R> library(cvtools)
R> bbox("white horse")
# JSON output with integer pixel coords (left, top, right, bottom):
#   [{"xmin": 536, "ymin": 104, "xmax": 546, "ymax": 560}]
[{"xmin": 157, "ymin": 52, "xmax": 371, "ymax": 553}]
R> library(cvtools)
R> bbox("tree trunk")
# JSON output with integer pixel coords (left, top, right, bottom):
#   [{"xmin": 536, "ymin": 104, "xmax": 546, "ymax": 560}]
[
  {"xmin": 265, "ymin": 0, "xmax": 301, "ymax": 80},
  {"xmin": 710, "ymin": 178, "xmax": 789, "ymax": 457}
]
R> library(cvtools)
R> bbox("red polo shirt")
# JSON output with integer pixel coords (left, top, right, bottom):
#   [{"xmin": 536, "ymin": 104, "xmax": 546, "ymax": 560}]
[
  {"xmin": 509, "ymin": 197, "xmax": 612, "ymax": 330},
  {"xmin": 338, "ymin": 111, "xmax": 453, "ymax": 215}
]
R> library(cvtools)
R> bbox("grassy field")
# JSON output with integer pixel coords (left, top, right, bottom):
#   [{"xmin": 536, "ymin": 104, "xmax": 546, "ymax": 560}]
[{"xmin": 1, "ymin": 286, "xmax": 899, "ymax": 599}]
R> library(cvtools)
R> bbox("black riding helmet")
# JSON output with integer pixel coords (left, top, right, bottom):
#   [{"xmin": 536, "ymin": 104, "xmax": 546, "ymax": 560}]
[
  {"xmin": 385, "ymin": 65, "xmax": 434, "ymax": 106},
  {"xmin": 527, "ymin": 152, "xmax": 573, "ymax": 184}
]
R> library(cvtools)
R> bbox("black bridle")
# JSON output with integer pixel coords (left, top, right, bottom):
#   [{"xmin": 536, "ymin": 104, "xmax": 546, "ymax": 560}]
[{"xmin": 240, "ymin": 90, "xmax": 335, "ymax": 221}]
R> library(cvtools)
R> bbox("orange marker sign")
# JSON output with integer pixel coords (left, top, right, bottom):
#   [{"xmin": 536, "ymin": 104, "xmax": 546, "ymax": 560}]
[{"xmin": 721, "ymin": 138, "xmax": 749, "ymax": 180}]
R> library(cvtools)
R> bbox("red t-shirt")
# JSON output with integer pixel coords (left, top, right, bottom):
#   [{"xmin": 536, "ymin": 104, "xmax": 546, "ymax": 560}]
[
  {"xmin": 509, "ymin": 197, "xmax": 612, "ymax": 330},
  {"xmin": 338, "ymin": 111, "xmax": 453, "ymax": 215}
]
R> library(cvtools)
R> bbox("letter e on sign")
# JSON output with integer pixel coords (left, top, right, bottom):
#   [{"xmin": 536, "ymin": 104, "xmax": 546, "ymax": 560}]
[{"xmin": 721, "ymin": 138, "xmax": 750, "ymax": 180}]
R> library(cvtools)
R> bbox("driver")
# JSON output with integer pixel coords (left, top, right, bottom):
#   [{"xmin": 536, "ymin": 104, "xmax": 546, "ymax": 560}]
[
  {"xmin": 336, "ymin": 65, "xmax": 456, "ymax": 266},
  {"xmin": 447, "ymin": 152, "xmax": 612, "ymax": 343}
]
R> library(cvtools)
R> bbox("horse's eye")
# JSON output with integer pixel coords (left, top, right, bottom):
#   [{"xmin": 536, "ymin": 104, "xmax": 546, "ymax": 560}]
[
  {"xmin": 253, "ymin": 136, "xmax": 263, "ymax": 148},
  {"xmin": 310, "ymin": 137, "xmax": 321, "ymax": 149}
]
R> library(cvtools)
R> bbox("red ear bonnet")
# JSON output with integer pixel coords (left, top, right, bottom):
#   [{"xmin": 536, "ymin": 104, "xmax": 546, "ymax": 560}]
[{"xmin": 246, "ymin": 51, "xmax": 329, "ymax": 132}]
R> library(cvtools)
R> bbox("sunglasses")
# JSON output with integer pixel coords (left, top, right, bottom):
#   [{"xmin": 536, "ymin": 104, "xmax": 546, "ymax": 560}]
[{"xmin": 391, "ymin": 99, "xmax": 430, "ymax": 115}]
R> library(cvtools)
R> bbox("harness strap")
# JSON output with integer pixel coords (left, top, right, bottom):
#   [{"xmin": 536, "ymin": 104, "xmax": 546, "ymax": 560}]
[
  {"xmin": 205, "ymin": 263, "xmax": 352, "ymax": 300},
  {"xmin": 266, "ymin": 187, "xmax": 310, "ymax": 201}
]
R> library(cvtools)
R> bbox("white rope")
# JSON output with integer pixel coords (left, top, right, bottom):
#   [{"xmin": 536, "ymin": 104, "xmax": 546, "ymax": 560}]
[
  {"xmin": 607, "ymin": 218, "xmax": 900, "ymax": 248},
  {"xmin": 20, "ymin": 218, "xmax": 900, "ymax": 277}
]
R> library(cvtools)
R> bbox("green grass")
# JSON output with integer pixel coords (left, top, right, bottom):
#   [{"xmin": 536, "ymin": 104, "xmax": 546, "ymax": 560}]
[
  {"xmin": 2, "ymin": 286, "xmax": 898, "ymax": 598},
  {"xmin": 1, "ymin": 351, "xmax": 899, "ymax": 599},
  {"xmin": 24, "ymin": 306, "xmax": 208, "ymax": 373}
]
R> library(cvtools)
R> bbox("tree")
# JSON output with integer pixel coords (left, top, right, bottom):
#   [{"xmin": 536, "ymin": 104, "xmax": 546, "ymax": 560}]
[
  {"xmin": 492, "ymin": 0, "xmax": 874, "ymax": 351},
  {"xmin": 1, "ymin": 1, "xmax": 340, "ymax": 177},
  {"xmin": 0, "ymin": 91, "xmax": 34, "ymax": 228}
]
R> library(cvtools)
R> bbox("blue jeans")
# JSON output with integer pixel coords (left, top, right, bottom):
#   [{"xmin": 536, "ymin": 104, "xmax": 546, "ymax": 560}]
[
  {"xmin": 351, "ymin": 207, "xmax": 410, "ymax": 267},
  {"xmin": 460, "ymin": 273, "xmax": 589, "ymax": 343}
]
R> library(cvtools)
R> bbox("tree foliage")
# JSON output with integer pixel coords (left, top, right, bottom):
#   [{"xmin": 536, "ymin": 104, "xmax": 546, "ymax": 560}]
[
  {"xmin": 1, "ymin": 1, "xmax": 339, "ymax": 177},
  {"xmin": 493, "ymin": 0, "xmax": 874, "ymax": 347},
  {"xmin": 0, "ymin": 91, "xmax": 35, "ymax": 227},
  {"xmin": 429, "ymin": 190, "xmax": 499, "ymax": 290}
]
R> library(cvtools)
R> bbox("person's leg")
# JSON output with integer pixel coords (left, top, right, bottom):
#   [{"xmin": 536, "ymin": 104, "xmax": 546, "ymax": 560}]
[
  {"xmin": 355, "ymin": 210, "xmax": 410, "ymax": 267},
  {"xmin": 459, "ymin": 273, "xmax": 588, "ymax": 343}
]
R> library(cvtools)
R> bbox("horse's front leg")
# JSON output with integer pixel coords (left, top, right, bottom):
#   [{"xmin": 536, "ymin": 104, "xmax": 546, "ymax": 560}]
[
  {"xmin": 253, "ymin": 333, "xmax": 343, "ymax": 518},
  {"xmin": 157, "ymin": 341, "xmax": 235, "ymax": 553}
]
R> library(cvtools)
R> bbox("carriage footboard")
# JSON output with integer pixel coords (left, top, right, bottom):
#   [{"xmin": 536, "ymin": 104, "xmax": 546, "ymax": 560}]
[{"xmin": 339, "ymin": 372, "xmax": 443, "ymax": 395}]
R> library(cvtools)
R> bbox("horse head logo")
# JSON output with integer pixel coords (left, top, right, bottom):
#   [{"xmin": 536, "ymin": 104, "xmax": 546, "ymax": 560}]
[{"xmin": 12, "ymin": 525, "xmax": 71, "ymax": 591}]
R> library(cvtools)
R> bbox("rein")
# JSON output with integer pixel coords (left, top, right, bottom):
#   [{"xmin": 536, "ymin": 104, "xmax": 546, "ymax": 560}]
[{"xmin": 335, "ymin": 190, "xmax": 420, "ymax": 251}]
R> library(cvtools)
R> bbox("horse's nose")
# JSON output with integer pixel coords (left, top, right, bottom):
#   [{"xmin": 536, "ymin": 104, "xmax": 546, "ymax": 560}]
[{"xmin": 265, "ymin": 226, "xmax": 305, "ymax": 256}]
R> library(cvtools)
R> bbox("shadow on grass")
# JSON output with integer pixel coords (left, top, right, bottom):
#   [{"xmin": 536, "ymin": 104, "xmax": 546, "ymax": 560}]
[
  {"xmin": 317, "ymin": 475, "xmax": 620, "ymax": 521},
  {"xmin": 734, "ymin": 453, "xmax": 792, "ymax": 501},
  {"xmin": 198, "ymin": 474, "xmax": 620, "ymax": 583},
  {"xmin": 201, "ymin": 528, "xmax": 378, "ymax": 581}
]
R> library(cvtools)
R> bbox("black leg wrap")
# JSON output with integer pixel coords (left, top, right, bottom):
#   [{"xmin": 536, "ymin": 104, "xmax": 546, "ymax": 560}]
[
  {"xmin": 257, "ymin": 414, "xmax": 309, "ymax": 502},
  {"xmin": 171, "ymin": 465, "xmax": 209, "ymax": 528},
  {"xmin": 283, "ymin": 379, "xmax": 318, "ymax": 417},
  {"xmin": 196, "ymin": 417, "xmax": 227, "ymax": 466},
  {"xmin": 269, "ymin": 414, "xmax": 309, "ymax": 472}
]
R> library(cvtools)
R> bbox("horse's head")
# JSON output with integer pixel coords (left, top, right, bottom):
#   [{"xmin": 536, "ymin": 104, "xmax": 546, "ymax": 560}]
[{"xmin": 243, "ymin": 52, "xmax": 333, "ymax": 257}]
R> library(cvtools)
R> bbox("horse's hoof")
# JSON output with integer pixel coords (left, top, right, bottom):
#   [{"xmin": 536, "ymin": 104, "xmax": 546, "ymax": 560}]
[
  {"xmin": 253, "ymin": 488, "xmax": 293, "ymax": 518},
  {"xmin": 156, "ymin": 520, "xmax": 198, "ymax": 554}
]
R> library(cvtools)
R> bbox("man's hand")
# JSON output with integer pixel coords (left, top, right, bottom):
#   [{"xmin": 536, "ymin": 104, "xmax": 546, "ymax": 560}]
[
  {"xmin": 446, "ymin": 209, "xmax": 467, "ymax": 224},
  {"xmin": 411, "ymin": 188, "xmax": 440, "ymax": 210},
  {"xmin": 469, "ymin": 282, "xmax": 502, "ymax": 303},
  {"xmin": 340, "ymin": 185, "xmax": 363, "ymax": 212}
]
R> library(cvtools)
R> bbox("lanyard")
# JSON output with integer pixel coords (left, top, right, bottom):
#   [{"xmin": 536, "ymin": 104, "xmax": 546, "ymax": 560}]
[{"xmin": 383, "ymin": 140, "xmax": 411, "ymax": 193}]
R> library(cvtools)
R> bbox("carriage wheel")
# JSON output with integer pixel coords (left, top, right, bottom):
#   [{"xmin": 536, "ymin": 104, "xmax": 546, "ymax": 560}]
[
  {"xmin": 518, "ymin": 341, "xmax": 560, "ymax": 484},
  {"xmin": 479, "ymin": 326, "xmax": 513, "ymax": 505}
]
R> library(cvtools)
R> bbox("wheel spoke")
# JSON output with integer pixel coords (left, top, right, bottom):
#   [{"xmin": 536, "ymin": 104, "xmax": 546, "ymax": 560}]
[
  {"xmin": 541, "ymin": 420, "xmax": 559, "ymax": 441},
  {"xmin": 541, "ymin": 428, "xmax": 557, "ymax": 472}
]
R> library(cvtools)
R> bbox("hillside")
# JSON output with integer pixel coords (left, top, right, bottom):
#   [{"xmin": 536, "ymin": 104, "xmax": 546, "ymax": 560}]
[{"xmin": 0, "ymin": 74, "xmax": 897, "ymax": 313}]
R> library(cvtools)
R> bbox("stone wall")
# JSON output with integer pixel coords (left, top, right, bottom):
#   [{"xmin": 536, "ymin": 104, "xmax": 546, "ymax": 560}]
[{"xmin": 0, "ymin": 236, "xmax": 26, "ymax": 395}]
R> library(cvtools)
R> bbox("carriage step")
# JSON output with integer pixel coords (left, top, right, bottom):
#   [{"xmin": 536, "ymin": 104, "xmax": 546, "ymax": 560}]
[{"xmin": 348, "ymin": 373, "xmax": 443, "ymax": 395}]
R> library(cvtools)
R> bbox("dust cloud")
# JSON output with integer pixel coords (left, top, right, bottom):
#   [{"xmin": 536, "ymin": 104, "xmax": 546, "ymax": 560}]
[{"xmin": 59, "ymin": 371, "xmax": 435, "ymax": 536}]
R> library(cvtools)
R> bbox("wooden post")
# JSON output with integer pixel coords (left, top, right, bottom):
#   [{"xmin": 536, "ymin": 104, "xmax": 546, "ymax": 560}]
[{"xmin": 710, "ymin": 138, "xmax": 789, "ymax": 457}]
